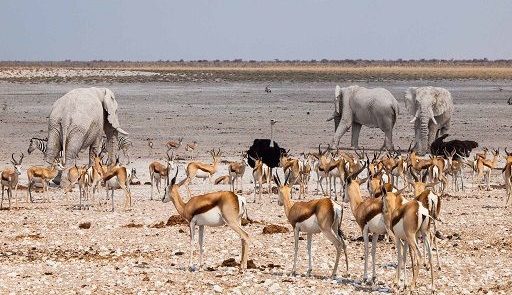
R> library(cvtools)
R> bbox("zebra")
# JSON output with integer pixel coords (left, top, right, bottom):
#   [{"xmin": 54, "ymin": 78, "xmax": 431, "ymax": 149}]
[
  {"xmin": 100, "ymin": 135, "xmax": 133, "ymax": 163},
  {"xmin": 27, "ymin": 137, "xmax": 64, "ymax": 158}
]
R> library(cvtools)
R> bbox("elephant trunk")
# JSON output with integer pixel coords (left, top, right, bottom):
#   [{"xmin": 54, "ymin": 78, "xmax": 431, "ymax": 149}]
[{"xmin": 419, "ymin": 115, "xmax": 430, "ymax": 154}]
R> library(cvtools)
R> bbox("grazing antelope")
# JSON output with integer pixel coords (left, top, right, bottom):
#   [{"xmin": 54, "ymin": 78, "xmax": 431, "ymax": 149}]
[
  {"xmin": 274, "ymin": 173, "xmax": 348, "ymax": 278},
  {"xmin": 1, "ymin": 153, "xmax": 24, "ymax": 209},
  {"xmin": 27, "ymin": 159, "xmax": 64, "ymax": 203},
  {"xmin": 149, "ymin": 149, "xmax": 175, "ymax": 200},
  {"xmin": 185, "ymin": 141, "xmax": 198, "ymax": 152},
  {"xmin": 409, "ymin": 150, "xmax": 432, "ymax": 177},
  {"xmin": 86, "ymin": 153, "xmax": 108, "ymax": 204},
  {"xmin": 77, "ymin": 167, "xmax": 91, "ymax": 209},
  {"xmin": 184, "ymin": 149, "xmax": 222, "ymax": 197},
  {"xmin": 63, "ymin": 164, "xmax": 88, "ymax": 204},
  {"xmin": 228, "ymin": 152, "xmax": 247, "ymax": 193},
  {"xmin": 427, "ymin": 155, "xmax": 448, "ymax": 193},
  {"xmin": 166, "ymin": 137, "xmax": 183, "ymax": 150},
  {"xmin": 162, "ymin": 169, "xmax": 250, "ymax": 272},
  {"xmin": 214, "ymin": 175, "xmax": 232, "ymax": 185},
  {"xmin": 382, "ymin": 190, "xmax": 435, "ymax": 292},
  {"xmin": 103, "ymin": 163, "xmax": 133, "ymax": 211},
  {"xmin": 299, "ymin": 153, "xmax": 312, "ymax": 198},
  {"xmin": 502, "ymin": 148, "xmax": 512, "ymax": 207},
  {"xmin": 343, "ymin": 163, "xmax": 387, "ymax": 283},
  {"xmin": 407, "ymin": 167, "xmax": 438, "ymax": 197},
  {"xmin": 445, "ymin": 149, "xmax": 465, "ymax": 191},
  {"xmin": 476, "ymin": 149, "xmax": 499, "ymax": 190},
  {"xmin": 147, "ymin": 138, "xmax": 154, "ymax": 156},
  {"xmin": 249, "ymin": 155, "xmax": 270, "ymax": 203},
  {"xmin": 314, "ymin": 145, "xmax": 342, "ymax": 198},
  {"xmin": 415, "ymin": 189, "xmax": 442, "ymax": 270}
]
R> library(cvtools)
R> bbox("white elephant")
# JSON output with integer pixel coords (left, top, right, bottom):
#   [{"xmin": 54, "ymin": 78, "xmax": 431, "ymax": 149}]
[
  {"xmin": 328, "ymin": 85, "xmax": 399, "ymax": 149},
  {"xmin": 45, "ymin": 87, "xmax": 128, "ymax": 185},
  {"xmin": 404, "ymin": 86, "xmax": 454, "ymax": 155}
]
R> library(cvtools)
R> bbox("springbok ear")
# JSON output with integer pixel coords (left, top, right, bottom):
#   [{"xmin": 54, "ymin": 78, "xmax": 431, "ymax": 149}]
[
  {"xmin": 404, "ymin": 87, "xmax": 417, "ymax": 116},
  {"xmin": 101, "ymin": 88, "xmax": 128, "ymax": 135}
]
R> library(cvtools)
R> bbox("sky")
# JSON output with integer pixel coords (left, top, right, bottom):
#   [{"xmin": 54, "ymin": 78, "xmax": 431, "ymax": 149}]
[{"xmin": 1, "ymin": 0, "xmax": 511, "ymax": 61}]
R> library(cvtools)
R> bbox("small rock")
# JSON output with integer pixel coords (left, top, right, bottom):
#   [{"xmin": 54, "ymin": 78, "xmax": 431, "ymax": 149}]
[{"xmin": 213, "ymin": 285, "xmax": 223, "ymax": 293}]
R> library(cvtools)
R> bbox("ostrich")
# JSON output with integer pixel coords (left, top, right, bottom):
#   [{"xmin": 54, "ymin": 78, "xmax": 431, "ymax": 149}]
[
  {"xmin": 430, "ymin": 134, "xmax": 478, "ymax": 159},
  {"xmin": 265, "ymin": 84, "xmax": 271, "ymax": 93},
  {"xmin": 247, "ymin": 119, "xmax": 287, "ymax": 198}
]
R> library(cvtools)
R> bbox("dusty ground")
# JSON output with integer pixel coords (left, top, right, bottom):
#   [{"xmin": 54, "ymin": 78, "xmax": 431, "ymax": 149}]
[{"xmin": 0, "ymin": 69, "xmax": 511, "ymax": 294}]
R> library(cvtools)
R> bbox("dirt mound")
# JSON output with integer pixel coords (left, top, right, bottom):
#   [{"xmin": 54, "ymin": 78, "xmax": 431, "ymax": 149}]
[
  {"xmin": 123, "ymin": 222, "xmax": 144, "ymax": 228},
  {"xmin": 78, "ymin": 222, "xmax": 91, "ymax": 229},
  {"xmin": 221, "ymin": 258, "xmax": 257, "ymax": 269},
  {"xmin": 166, "ymin": 215, "xmax": 187, "ymax": 226},
  {"xmin": 262, "ymin": 224, "xmax": 289, "ymax": 234},
  {"xmin": 148, "ymin": 221, "xmax": 166, "ymax": 228}
]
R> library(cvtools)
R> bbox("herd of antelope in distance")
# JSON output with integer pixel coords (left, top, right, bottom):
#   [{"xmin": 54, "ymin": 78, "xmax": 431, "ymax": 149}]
[{"xmin": 1, "ymin": 105, "xmax": 512, "ymax": 292}]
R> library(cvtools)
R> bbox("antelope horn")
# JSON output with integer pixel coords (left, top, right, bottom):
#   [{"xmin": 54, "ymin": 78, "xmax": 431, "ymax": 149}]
[
  {"xmin": 11, "ymin": 153, "xmax": 16, "ymax": 163},
  {"xmin": 170, "ymin": 167, "xmax": 179, "ymax": 186},
  {"xmin": 349, "ymin": 162, "xmax": 367, "ymax": 180},
  {"xmin": 409, "ymin": 166, "xmax": 419, "ymax": 182},
  {"xmin": 18, "ymin": 153, "xmax": 24, "ymax": 164},
  {"xmin": 284, "ymin": 171, "xmax": 292, "ymax": 185}
]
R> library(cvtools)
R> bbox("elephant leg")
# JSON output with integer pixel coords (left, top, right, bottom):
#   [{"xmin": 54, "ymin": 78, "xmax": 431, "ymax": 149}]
[
  {"xmin": 351, "ymin": 122, "xmax": 362, "ymax": 148},
  {"xmin": 413, "ymin": 120, "xmax": 421, "ymax": 151},
  {"xmin": 383, "ymin": 129, "xmax": 394, "ymax": 150},
  {"xmin": 332, "ymin": 121, "xmax": 351, "ymax": 147},
  {"xmin": 428, "ymin": 122, "xmax": 439, "ymax": 148}
]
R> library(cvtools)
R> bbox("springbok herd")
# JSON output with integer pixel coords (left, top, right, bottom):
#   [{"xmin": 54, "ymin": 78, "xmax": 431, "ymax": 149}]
[{"xmin": 2, "ymin": 129, "xmax": 512, "ymax": 293}]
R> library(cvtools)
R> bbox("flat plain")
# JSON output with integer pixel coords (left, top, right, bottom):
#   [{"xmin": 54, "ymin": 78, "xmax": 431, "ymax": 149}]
[{"xmin": 0, "ymin": 63, "xmax": 511, "ymax": 294}]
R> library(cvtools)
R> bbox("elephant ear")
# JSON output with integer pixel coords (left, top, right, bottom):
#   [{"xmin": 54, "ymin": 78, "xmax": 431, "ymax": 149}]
[
  {"xmin": 431, "ymin": 87, "xmax": 452, "ymax": 116},
  {"xmin": 404, "ymin": 87, "xmax": 417, "ymax": 116},
  {"xmin": 102, "ymin": 88, "xmax": 128, "ymax": 135}
]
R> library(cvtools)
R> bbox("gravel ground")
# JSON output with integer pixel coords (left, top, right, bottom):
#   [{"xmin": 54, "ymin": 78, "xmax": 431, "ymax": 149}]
[{"xmin": 0, "ymin": 75, "xmax": 511, "ymax": 294}]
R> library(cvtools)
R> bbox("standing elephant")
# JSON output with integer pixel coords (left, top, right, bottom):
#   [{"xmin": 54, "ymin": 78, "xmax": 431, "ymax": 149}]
[
  {"xmin": 45, "ymin": 87, "xmax": 128, "ymax": 185},
  {"xmin": 404, "ymin": 86, "xmax": 453, "ymax": 155},
  {"xmin": 328, "ymin": 85, "xmax": 399, "ymax": 150}
]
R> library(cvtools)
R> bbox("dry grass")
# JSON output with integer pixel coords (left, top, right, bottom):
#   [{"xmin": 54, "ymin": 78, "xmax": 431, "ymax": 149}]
[{"xmin": 1, "ymin": 61, "xmax": 512, "ymax": 81}]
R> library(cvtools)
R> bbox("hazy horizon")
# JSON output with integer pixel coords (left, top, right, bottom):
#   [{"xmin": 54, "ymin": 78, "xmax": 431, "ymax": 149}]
[{"xmin": 1, "ymin": 0, "xmax": 511, "ymax": 61}]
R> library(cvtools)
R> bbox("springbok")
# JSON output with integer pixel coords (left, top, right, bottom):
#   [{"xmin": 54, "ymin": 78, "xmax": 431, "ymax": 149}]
[
  {"xmin": 27, "ymin": 159, "xmax": 64, "ymax": 203},
  {"xmin": 183, "ymin": 149, "xmax": 222, "ymax": 197},
  {"xmin": 274, "ymin": 173, "xmax": 348, "ymax": 278},
  {"xmin": 343, "ymin": 163, "xmax": 387, "ymax": 283},
  {"xmin": 162, "ymin": 169, "xmax": 250, "ymax": 272},
  {"xmin": 1, "ymin": 153, "xmax": 24, "ymax": 209},
  {"xmin": 149, "ymin": 148, "xmax": 175, "ymax": 200}
]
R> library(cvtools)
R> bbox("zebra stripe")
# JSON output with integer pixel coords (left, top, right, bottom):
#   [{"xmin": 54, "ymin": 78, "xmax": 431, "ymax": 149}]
[{"xmin": 100, "ymin": 135, "xmax": 132, "ymax": 152}]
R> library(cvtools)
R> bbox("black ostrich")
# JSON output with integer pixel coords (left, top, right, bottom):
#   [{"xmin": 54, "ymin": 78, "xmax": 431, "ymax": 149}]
[
  {"xmin": 247, "ymin": 120, "xmax": 287, "ymax": 195},
  {"xmin": 430, "ymin": 134, "xmax": 478, "ymax": 159}
]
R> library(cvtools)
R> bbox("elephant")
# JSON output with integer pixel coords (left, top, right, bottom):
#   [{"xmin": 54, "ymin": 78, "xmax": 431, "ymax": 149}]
[
  {"xmin": 404, "ymin": 86, "xmax": 454, "ymax": 155},
  {"xmin": 45, "ymin": 87, "xmax": 128, "ymax": 186},
  {"xmin": 327, "ymin": 85, "xmax": 399, "ymax": 150}
]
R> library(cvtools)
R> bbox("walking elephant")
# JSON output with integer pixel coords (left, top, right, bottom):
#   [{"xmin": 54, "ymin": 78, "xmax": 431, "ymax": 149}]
[
  {"xmin": 45, "ymin": 87, "xmax": 128, "ymax": 185},
  {"xmin": 404, "ymin": 86, "xmax": 454, "ymax": 155},
  {"xmin": 327, "ymin": 85, "xmax": 399, "ymax": 150}
]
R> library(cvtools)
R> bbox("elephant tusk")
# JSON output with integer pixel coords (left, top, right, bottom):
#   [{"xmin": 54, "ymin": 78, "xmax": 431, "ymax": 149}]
[
  {"xmin": 116, "ymin": 127, "xmax": 129, "ymax": 135},
  {"xmin": 431, "ymin": 116, "xmax": 438, "ymax": 125},
  {"xmin": 326, "ymin": 112, "xmax": 339, "ymax": 122},
  {"xmin": 410, "ymin": 116, "xmax": 417, "ymax": 123}
]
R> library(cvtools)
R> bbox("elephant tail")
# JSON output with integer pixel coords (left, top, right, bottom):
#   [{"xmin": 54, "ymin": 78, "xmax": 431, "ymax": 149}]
[
  {"xmin": 391, "ymin": 104, "xmax": 398, "ymax": 126},
  {"xmin": 61, "ymin": 123, "xmax": 68, "ymax": 166}
]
